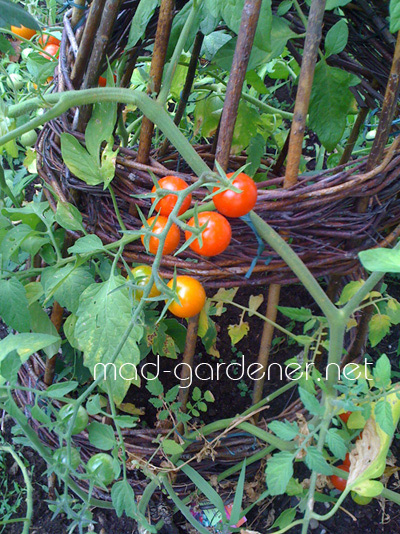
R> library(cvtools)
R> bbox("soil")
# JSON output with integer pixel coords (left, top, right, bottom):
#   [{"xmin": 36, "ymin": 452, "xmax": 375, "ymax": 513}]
[{"xmin": 2, "ymin": 279, "xmax": 400, "ymax": 533}]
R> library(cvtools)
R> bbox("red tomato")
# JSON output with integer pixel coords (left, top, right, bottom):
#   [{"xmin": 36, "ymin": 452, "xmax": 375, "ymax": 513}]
[
  {"xmin": 141, "ymin": 216, "xmax": 180, "ymax": 255},
  {"xmin": 185, "ymin": 212, "xmax": 231, "ymax": 257},
  {"xmin": 11, "ymin": 25, "xmax": 36, "ymax": 40},
  {"xmin": 330, "ymin": 464, "xmax": 349, "ymax": 492},
  {"xmin": 151, "ymin": 175, "xmax": 191, "ymax": 216},
  {"xmin": 40, "ymin": 43, "xmax": 59, "ymax": 59},
  {"xmin": 167, "ymin": 276, "xmax": 206, "ymax": 318},
  {"xmin": 98, "ymin": 74, "xmax": 117, "ymax": 87},
  {"xmin": 343, "ymin": 453, "xmax": 351, "ymax": 467},
  {"xmin": 339, "ymin": 411, "xmax": 352, "ymax": 424},
  {"xmin": 38, "ymin": 33, "xmax": 60, "ymax": 47},
  {"xmin": 213, "ymin": 172, "xmax": 258, "ymax": 218}
]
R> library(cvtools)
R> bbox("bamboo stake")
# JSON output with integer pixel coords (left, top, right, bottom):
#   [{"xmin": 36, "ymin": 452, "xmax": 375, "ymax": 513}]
[
  {"xmin": 136, "ymin": 0, "xmax": 175, "ymax": 164},
  {"xmin": 158, "ymin": 31, "xmax": 204, "ymax": 157},
  {"xmin": 71, "ymin": 0, "xmax": 86, "ymax": 29},
  {"xmin": 252, "ymin": 0, "xmax": 326, "ymax": 410}
]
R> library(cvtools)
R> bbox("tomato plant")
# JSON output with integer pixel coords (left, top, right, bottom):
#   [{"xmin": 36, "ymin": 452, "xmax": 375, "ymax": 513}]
[
  {"xmin": 40, "ymin": 43, "xmax": 59, "ymax": 59},
  {"xmin": 141, "ymin": 215, "xmax": 180, "ymax": 255},
  {"xmin": 185, "ymin": 211, "xmax": 231, "ymax": 257},
  {"xmin": 339, "ymin": 411, "xmax": 352, "ymax": 424},
  {"xmin": 151, "ymin": 175, "xmax": 192, "ymax": 216},
  {"xmin": 10, "ymin": 25, "xmax": 36, "ymax": 40},
  {"xmin": 58, "ymin": 404, "xmax": 89, "ymax": 435},
  {"xmin": 86, "ymin": 453, "xmax": 116, "ymax": 486},
  {"xmin": 213, "ymin": 172, "xmax": 257, "ymax": 218},
  {"xmin": 167, "ymin": 276, "xmax": 206, "ymax": 318},
  {"xmin": 130, "ymin": 264, "xmax": 160, "ymax": 298},
  {"xmin": 330, "ymin": 464, "xmax": 349, "ymax": 492}
]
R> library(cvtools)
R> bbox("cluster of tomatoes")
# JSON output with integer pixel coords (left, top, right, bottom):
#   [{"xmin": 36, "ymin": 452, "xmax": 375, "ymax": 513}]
[
  {"xmin": 136, "ymin": 172, "xmax": 257, "ymax": 318},
  {"xmin": 11, "ymin": 24, "xmax": 61, "ymax": 58}
]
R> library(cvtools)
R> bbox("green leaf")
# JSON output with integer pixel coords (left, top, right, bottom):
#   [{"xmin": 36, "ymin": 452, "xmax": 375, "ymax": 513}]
[
  {"xmin": 326, "ymin": 0, "xmax": 351, "ymax": 8},
  {"xmin": 114, "ymin": 415, "xmax": 137, "ymax": 428},
  {"xmin": 286, "ymin": 478, "xmax": 303, "ymax": 496},
  {"xmin": 46, "ymin": 381, "xmax": 79, "ymax": 399},
  {"xmin": 359, "ymin": 248, "xmax": 400, "ymax": 273},
  {"xmin": 231, "ymin": 102, "xmax": 263, "ymax": 154},
  {"xmin": 0, "ymin": 0, "xmax": 40, "ymax": 30},
  {"xmin": 336, "ymin": 280, "xmax": 364, "ymax": 305},
  {"xmin": 88, "ymin": 421, "xmax": 117, "ymax": 450},
  {"xmin": 2, "ymin": 202, "xmax": 50, "ymax": 229},
  {"xmin": 162, "ymin": 439, "xmax": 184, "ymax": 455},
  {"xmin": 304, "ymin": 447, "xmax": 333, "ymax": 475},
  {"xmin": 67, "ymin": 234, "xmax": 104, "ymax": 254},
  {"xmin": 111, "ymin": 480, "xmax": 137, "ymax": 518},
  {"xmin": 126, "ymin": 0, "xmax": 159, "ymax": 50},
  {"xmin": 374, "ymin": 400, "xmax": 394, "ymax": 436},
  {"xmin": 299, "ymin": 387, "xmax": 324, "ymax": 416},
  {"xmin": 277, "ymin": 306, "xmax": 312, "ymax": 322},
  {"xmin": 86, "ymin": 394, "xmax": 103, "ymax": 416},
  {"xmin": 0, "ymin": 350, "xmax": 21, "ymax": 384},
  {"xmin": 146, "ymin": 375, "xmax": 164, "ymax": 397},
  {"xmin": 193, "ymin": 93, "xmax": 223, "ymax": 138},
  {"xmin": 74, "ymin": 275, "xmax": 143, "ymax": 405},
  {"xmin": 28, "ymin": 301, "xmax": 61, "ymax": 358},
  {"xmin": 0, "ymin": 333, "xmax": 60, "ymax": 364},
  {"xmin": 309, "ymin": 60, "xmax": 359, "ymax": 151},
  {"xmin": 63, "ymin": 313, "xmax": 81, "ymax": 350},
  {"xmin": 368, "ymin": 314, "xmax": 391, "ymax": 347},
  {"xmin": 192, "ymin": 386, "xmax": 201, "ymax": 401},
  {"xmin": 268, "ymin": 420, "xmax": 299, "ymax": 441},
  {"xmin": 326, "ymin": 428, "xmax": 347, "ymax": 460},
  {"xmin": 386, "ymin": 299, "xmax": 400, "ymax": 325},
  {"xmin": 55, "ymin": 202, "xmax": 85, "ymax": 232},
  {"xmin": 277, "ymin": 0, "xmax": 293, "ymax": 16},
  {"xmin": 390, "ymin": 0, "xmax": 400, "ymax": 33},
  {"xmin": 86, "ymin": 103, "xmax": 117, "ymax": 157},
  {"xmin": 60, "ymin": 133, "xmax": 102, "ymax": 186},
  {"xmin": 373, "ymin": 353, "xmax": 391, "ymax": 388},
  {"xmin": 266, "ymin": 451, "xmax": 294, "ymax": 495},
  {"xmin": 180, "ymin": 464, "xmax": 226, "ymax": 516},
  {"xmin": 352, "ymin": 479, "xmax": 384, "ymax": 498},
  {"xmin": 24, "ymin": 282, "xmax": 44, "ymax": 306},
  {"xmin": 325, "ymin": 19, "xmax": 348, "ymax": 58},
  {"xmin": 202, "ymin": 31, "xmax": 232, "ymax": 61},
  {"xmin": 0, "ymin": 278, "xmax": 30, "ymax": 331},
  {"xmin": 271, "ymin": 508, "xmax": 296, "ymax": 530}
]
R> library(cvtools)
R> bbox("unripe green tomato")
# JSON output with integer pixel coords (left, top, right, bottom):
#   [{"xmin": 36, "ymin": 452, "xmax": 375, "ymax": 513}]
[
  {"xmin": 53, "ymin": 447, "xmax": 81, "ymax": 470},
  {"xmin": 87, "ymin": 453, "xmax": 116, "ymax": 486},
  {"xmin": 59, "ymin": 404, "xmax": 89, "ymax": 434},
  {"xmin": 7, "ymin": 73, "xmax": 24, "ymax": 90},
  {"xmin": 20, "ymin": 130, "xmax": 37, "ymax": 147},
  {"xmin": 366, "ymin": 130, "xmax": 377, "ymax": 141},
  {"xmin": 351, "ymin": 491, "xmax": 372, "ymax": 505}
]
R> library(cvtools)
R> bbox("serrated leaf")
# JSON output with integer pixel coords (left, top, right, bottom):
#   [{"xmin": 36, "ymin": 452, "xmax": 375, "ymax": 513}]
[
  {"xmin": 368, "ymin": 314, "xmax": 391, "ymax": 347},
  {"xmin": 43, "ymin": 265, "xmax": 95, "ymax": 314},
  {"xmin": 162, "ymin": 439, "xmax": 184, "ymax": 455},
  {"xmin": 373, "ymin": 353, "xmax": 391, "ymax": 388},
  {"xmin": 336, "ymin": 280, "xmax": 365, "ymax": 305},
  {"xmin": 299, "ymin": 387, "xmax": 324, "ymax": 416},
  {"xmin": 309, "ymin": 60, "xmax": 359, "ymax": 151},
  {"xmin": 46, "ymin": 382, "xmax": 78, "ymax": 399},
  {"xmin": 325, "ymin": 19, "xmax": 348, "ymax": 58},
  {"xmin": 326, "ymin": 428, "xmax": 347, "ymax": 460},
  {"xmin": 374, "ymin": 400, "xmax": 394, "ymax": 436},
  {"xmin": 74, "ymin": 275, "xmax": 143, "ymax": 405},
  {"xmin": 268, "ymin": 420, "xmax": 299, "ymax": 441},
  {"xmin": 386, "ymin": 299, "xmax": 400, "ymax": 325},
  {"xmin": 0, "ymin": 278, "xmax": 30, "ymax": 331},
  {"xmin": 55, "ymin": 202, "xmax": 85, "ymax": 232},
  {"xmin": 359, "ymin": 248, "xmax": 400, "ymax": 273},
  {"xmin": 271, "ymin": 508, "xmax": 296, "ymax": 530},
  {"xmin": 228, "ymin": 322, "xmax": 249, "ymax": 345},
  {"xmin": 265, "ymin": 451, "xmax": 294, "ymax": 495},
  {"xmin": 277, "ymin": 306, "xmax": 312, "ymax": 322},
  {"xmin": 390, "ymin": 0, "xmax": 400, "ymax": 33},
  {"xmin": 126, "ymin": 0, "xmax": 159, "ymax": 50},
  {"xmin": 111, "ymin": 480, "xmax": 136, "ymax": 518},
  {"xmin": 88, "ymin": 421, "xmax": 117, "ymax": 450},
  {"xmin": 305, "ymin": 447, "xmax": 333, "ymax": 475},
  {"xmin": 0, "ymin": 333, "xmax": 59, "ymax": 364},
  {"xmin": 60, "ymin": 133, "xmax": 102, "ymax": 186},
  {"xmin": 67, "ymin": 234, "xmax": 105, "ymax": 254}
]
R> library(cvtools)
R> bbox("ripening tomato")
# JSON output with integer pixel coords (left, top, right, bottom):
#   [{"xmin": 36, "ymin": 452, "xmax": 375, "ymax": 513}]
[
  {"xmin": 98, "ymin": 74, "xmax": 117, "ymax": 87},
  {"xmin": 87, "ymin": 453, "xmax": 116, "ymax": 486},
  {"xmin": 11, "ymin": 25, "xmax": 36, "ymax": 40},
  {"xmin": 141, "ymin": 216, "xmax": 180, "ymax": 255},
  {"xmin": 339, "ymin": 411, "xmax": 352, "ymax": 424},
  {"xmin": 40, "ymin": 43, "xmax": 59, "ymax": 59},
  {"xmin": 167, "ymin": 276, "xmax": 206, "ymax": 318},
  {"xmin": 151, "ymin": 175, "xmax": 192, "ymax": 216},
  {"xmin": 130, "ymin": 265, "xmax": 160, "ymax": 298},
  {"xmin": 185, "ymin": 212, "xmax": 231, "ymax": 257},
  {"xmin": 343, "ymin": 452, "xmax": 351, "ymax": 467},
  {"xmin": 330, "ymin": 464, "xmax": 349, "ymax": 492},
  {"xmin": 38, "ymin": 33, "xmax": 60, "ymax": 47},
  {"xmin": 351, "ymin": 491, "xmax": 372, "ymax": 505},
  {"xmin": 213, "ymin": 172, "xmax": 258, "ymax": 218},
  {"xmin": 58, "ymin": 404, "xmax": 89, "ymax": 435}
]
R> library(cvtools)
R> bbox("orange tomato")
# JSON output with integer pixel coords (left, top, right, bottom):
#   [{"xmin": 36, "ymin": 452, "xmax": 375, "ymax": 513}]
[
  {"xmin": 98, "ymin": 74, "xmax": 117, "ymax": 86},
  {"xmin": 141, "ymin": 216, "xmax": 180, "ymax": 255},
  {"xmin": 167, "ymin": 276, "xmax": 206, "ymax": 318},
  {"xmin": 38, "ymin": 33, "xmax": 60, "ymax": 47},
  {"xmin": 11, "ymin": 25, "xmax": 36, "ymax": 40},
  {"xmin": 40, "ymin": 43, "xmax": 59, "ymax": 59}
]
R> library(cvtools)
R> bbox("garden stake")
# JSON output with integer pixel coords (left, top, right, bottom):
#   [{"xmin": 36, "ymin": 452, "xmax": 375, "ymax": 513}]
[
  {"xmin": 77, "ymin": 0, "xmax": 122, "ymax": 130},
  {"xmin": 71, "ymin": 0, "xmax": 106, "ymax": 88},
  {"xmin": 159, "ymin": 31, "xmax": 204, "ymax": 157},
  {"xmin": 43, "ymin": 302, "xmax": 64, "ymax": 386},
  {"xmin": 136, "ymin": 0, "xmax": 175, "ymax": 164},
  {"xmin": 214, "ymin": 0, "xmax": 262, "ymax": 171},
  {"xmin": 178, "ymin": 313, "xmax": 200, "ymax": 419},
  {"xmin": 71, "ymin": 0, "xmax": 86, "ymax": 28},
  {"xmin": 252, "ymin": 0, "xmax": 327, "ymax": 411},
  {"xmin": 347, "ymin": 31, "xmax": 400, "ymax": 361}
]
